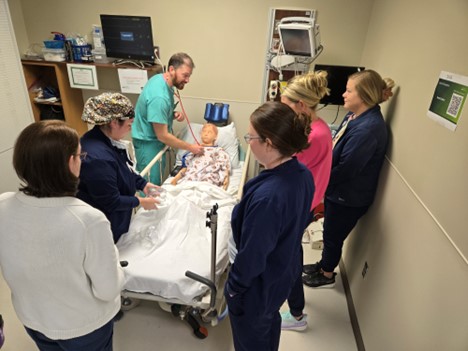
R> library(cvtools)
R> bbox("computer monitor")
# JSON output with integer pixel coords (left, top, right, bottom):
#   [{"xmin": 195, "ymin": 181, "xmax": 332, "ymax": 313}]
[
  {"xmin": 314, "ymin": 64, "xmax": 365, "ymax": 105},
  {"xmin": 100, "ymin": 14, "xmax": 155, "ymax": 61}
]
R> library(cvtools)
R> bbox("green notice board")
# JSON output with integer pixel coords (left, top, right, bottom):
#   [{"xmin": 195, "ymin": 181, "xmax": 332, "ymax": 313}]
[{"xmin": 428, "ymin": 71, "xmax": 468, "ymax": 131}]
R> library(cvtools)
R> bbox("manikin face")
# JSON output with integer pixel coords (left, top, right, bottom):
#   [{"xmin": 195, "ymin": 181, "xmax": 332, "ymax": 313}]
[
  {"xmin": 200, "ymin": 125, "xmax": 217, "ymax": 145},
  {"xmin": 169, "ymin": 63, "xmax": 193, "ymax": 90}
]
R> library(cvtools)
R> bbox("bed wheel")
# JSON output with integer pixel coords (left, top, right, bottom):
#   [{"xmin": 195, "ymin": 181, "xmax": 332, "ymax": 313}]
[
  {"xmin": 187, "ymin": 312, "xmax": 208, "ymax": 339},
  {"xmin": 121, "ymin": 297, "xmax": 140, "ymax": 311},
  {"xmin": 171, "ymin": 305, "xmax": 209, "ymax": 339},
  {"xmin": 194, "ymin": 326, "xmax": 208, "ymax": 339}
]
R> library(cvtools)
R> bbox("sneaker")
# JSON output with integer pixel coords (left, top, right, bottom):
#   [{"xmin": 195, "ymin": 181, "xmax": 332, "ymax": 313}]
[
  {"xmin": 303, "ymin": 261, "xmax": 321, "ymax": 275},
  {"xmin": 302, "ymin": 271, "xmax": 336, "ymax": 288},
  {"xmin": 113, "ymin": 310, "xmax": 124, "ymax": 322},
  {"xmin": 0, "ymin": 314, "xmax": 4, "ymax": 348},
  {"xmin": 280, "ymin": 311, "xmax": 308, "ymax": 331}
]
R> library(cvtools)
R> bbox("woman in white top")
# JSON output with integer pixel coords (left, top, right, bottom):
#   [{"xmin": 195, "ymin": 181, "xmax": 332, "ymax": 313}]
[{"xmin": 0, "ymin": 120, "xmax": 124, "ymax": 351}]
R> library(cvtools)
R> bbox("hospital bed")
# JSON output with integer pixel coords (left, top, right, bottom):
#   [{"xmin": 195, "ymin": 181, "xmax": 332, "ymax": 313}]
[{"xmin": 117, "ymin": 122, "xmax": 250, "ymax": 338}]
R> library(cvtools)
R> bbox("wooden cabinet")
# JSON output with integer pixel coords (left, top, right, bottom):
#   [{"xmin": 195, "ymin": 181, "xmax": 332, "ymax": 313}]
[
  {"xmin": 21, "ymin": 60, "xmax": 163, "ymax": 136},
  {"xmin": 22, "ymin": 60, "xmax": 87, "ymax": 135}
]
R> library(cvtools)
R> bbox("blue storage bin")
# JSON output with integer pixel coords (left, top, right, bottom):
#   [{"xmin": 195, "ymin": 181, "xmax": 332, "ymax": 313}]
[
  {"xmin": 72, "ymin": 44, "xmax": 92, "ymax": 62},
  {"xmin": 44, "ymin": 40, "xmax": 65, "ymax": 49}
]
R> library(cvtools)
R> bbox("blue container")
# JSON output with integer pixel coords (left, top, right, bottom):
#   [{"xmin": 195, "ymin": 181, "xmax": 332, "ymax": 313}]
[
  {"xmin": 72, "ymin": 44, "xmax": 92, "ymax": 62},
  {"xmin": 44, "ymin": 40, "xmax": 65, "ymax": 49},
  {"xmin": 204, "ymin": 103, "xmax": 229, "ymax": 124}
]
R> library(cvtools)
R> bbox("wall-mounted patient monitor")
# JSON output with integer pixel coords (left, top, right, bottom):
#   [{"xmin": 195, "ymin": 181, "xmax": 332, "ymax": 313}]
[{"xmin": 277, "ymin": 17, "xmax": 321, "ymax": 58}]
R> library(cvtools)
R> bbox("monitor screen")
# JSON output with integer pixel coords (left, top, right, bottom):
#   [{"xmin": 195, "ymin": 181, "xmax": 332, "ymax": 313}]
[
  {"xmin": 278, "ymin": 22, "xmax": 316, "ymax": 57},
  {"xmin": 100, "ymin": 14, "xmax": 155, "ymax": 61},
  {"xmin": 314, "ymin": 64, "xmax": 365, "ymax": 105}
]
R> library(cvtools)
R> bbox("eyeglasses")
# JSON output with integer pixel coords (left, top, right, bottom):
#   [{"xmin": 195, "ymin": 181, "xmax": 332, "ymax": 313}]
[
  {"xmin": 244, "ymin": 133, "xmax": 263, "ymax": 144},
  {"xmin": 76, "ymin": 152, "xmax": 87, "ymax": 161}
]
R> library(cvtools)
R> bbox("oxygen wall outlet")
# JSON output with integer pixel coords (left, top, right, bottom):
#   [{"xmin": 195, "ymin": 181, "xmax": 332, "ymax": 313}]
[{"xmin": 269, "ymin": 80, "xmax": 279, "ymax": 100}]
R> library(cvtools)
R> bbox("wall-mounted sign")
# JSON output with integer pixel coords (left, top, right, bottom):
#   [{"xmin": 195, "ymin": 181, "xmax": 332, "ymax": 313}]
[{"xmin": 427, "ymin": 71, "xmax": 468, "ymax": 131}]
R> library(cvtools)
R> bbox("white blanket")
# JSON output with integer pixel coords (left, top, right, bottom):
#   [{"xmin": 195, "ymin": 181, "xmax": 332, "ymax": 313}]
[{"xmin": 117, "ymin": 181, "xmax": 237, "ymax": 304}]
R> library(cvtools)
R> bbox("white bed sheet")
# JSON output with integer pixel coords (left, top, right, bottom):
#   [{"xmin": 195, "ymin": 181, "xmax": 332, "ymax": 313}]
[{"xmin": 116, "ymin": 163, "xmax": 243, "ymax": 304}]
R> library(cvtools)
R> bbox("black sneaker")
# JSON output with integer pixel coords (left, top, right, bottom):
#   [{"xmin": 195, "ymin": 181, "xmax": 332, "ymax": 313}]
[
  {"xmin": 303, "ymin": 261, "xmax": 321, "ymax": 275},
  {"xmin": 113, "ymin": 310, "xmax": 124, "ymax": 322},
  {"xmin": 302, "ymin": 271, "xmax": 336, "ymax": 288},
  {"xmin": 0, "ymin": 314, "xmax": 4, "ymax": 348}
]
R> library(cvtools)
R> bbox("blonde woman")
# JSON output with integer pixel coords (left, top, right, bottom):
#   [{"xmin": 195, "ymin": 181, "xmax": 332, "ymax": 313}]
[
  {"xmin": 303, "ymin": 70, "xmax": 395, "ymax": 288},
  {"xmin": 279, "ymin": 71, "xmax": 333, "ymax": 331}
]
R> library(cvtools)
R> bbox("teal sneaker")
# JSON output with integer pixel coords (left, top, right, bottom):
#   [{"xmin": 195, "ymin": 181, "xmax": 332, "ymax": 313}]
[{"xmin": 280, "ymin": 311, "xmax": 308, "ymax": 331}]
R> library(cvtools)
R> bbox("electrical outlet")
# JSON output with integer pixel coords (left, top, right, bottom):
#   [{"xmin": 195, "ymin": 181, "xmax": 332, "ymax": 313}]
[{"xmin": 362, "ymin": 261, "xmax": 368, "ymax": 278}]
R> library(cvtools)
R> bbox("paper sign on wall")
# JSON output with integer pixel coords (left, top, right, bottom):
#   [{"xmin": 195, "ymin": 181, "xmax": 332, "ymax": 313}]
[
  {"xmin": 118, "ymin": 69, "xmax": 148, "ymax": 94},
  {"xmin": 427, "ymin": 71, "xmax": 468, "ymax": 131}
]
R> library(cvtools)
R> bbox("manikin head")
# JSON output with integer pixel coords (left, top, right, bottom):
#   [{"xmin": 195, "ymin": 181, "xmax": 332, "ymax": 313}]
[{"xmin": 200, "ymin": 123, "xmax": 218, "ymax": 146}]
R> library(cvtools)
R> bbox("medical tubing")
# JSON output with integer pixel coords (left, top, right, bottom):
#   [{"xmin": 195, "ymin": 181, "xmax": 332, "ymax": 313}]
[
  {"xmin": 174, "ymin": 89, "xmax": 200, "ymax": 145},
  {"xmin": 217, "ymin": 306, "xmax": 229, "ymax": 321}
]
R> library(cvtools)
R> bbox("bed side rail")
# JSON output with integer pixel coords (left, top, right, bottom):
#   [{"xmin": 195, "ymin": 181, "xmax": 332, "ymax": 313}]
[
  {"xmin": 140, "ymin": 144, "xmax": 170, "ymax": 179},
  {"xmin": 139, "ymin": 130, "xmax": 183, "ymax": 179},
  {"xmin": 236, "ymin": 144, "xmax": 251, "ymax": 201}
]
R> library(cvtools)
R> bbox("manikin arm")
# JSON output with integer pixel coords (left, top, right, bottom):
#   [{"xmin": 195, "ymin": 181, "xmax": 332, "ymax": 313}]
[
  {"xmin": 223, "ymin": 170, "xmax": 230, "ymax": 190},
  {"xmin": 171, "ymin": 167, "xmax": 187, "ymax": 186}
]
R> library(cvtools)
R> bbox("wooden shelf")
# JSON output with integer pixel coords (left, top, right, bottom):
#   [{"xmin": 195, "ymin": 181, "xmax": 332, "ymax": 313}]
[
  {"xmin": 21, "ymin": 59, "xmax": 162, "ymax": 70},
  {"xmin": 22, "ymin": 60, "xmax": 87, "ymax": 135},
  {"xmin": 21, "ymin": 60, "xmax": 163, "ymax": 136},
  {"xmin": 33, "ymin": 101, "xmax": 62, "ymax": 106}
]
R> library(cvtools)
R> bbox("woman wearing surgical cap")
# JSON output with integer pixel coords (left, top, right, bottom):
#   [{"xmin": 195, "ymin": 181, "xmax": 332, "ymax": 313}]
[{"xmin": 77, "ymin": 92, "xmax": 159, "ymax": 244}]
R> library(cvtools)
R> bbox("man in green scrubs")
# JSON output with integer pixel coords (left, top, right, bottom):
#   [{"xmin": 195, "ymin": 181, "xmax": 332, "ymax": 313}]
[{"xmin": 132, "ymin": 52, "xmax": 204, "ymax": 185}]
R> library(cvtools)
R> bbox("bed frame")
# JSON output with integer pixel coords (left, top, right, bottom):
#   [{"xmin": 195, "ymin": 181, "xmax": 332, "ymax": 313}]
[{"xmin": 121, "ymin": 142, "xmax": 251, "ymax": 338}]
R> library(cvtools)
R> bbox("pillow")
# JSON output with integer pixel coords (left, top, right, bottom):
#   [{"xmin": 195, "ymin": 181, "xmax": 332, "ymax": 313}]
[{"xmin": 175, "ymin": 122, "xmax": 240, "ymax": 169}]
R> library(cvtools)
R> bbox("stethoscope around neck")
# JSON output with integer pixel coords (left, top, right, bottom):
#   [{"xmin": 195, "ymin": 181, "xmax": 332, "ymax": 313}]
[{"xmin": 164, "ymin": 72, "xmax": 200, "ymax": 145}]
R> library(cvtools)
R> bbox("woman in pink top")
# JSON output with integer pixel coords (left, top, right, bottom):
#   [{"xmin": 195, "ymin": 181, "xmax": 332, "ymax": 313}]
[
  {"xmin": 279, "ymin": 71, "xmax": 333, "ymax": 331},
  {"xmin": 282, "ymin": 71, "xmax": 333, "ymax": 211}
]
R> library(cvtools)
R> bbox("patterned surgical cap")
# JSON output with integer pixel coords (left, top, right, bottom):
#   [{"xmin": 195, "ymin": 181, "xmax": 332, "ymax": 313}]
[{"xmin": 82, "ymin": 92, "xmax": 135, "ymax": 125}]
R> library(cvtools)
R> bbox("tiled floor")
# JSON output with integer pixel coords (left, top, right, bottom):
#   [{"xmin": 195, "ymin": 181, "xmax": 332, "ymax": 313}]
[{"xmin": 0, "ymin": 244, "xmax": 357, "ymax": 351}]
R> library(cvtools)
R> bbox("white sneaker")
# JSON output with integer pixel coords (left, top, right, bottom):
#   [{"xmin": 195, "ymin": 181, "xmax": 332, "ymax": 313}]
[{"xmin": 280, "ymin": 311, "xmax": 308, "ymax": 331}]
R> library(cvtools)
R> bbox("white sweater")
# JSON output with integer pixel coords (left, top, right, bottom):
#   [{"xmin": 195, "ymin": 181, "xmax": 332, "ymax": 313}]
[{"xmin": 0, "ymin": 192, "xmax": 124, "ymax": 340}]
